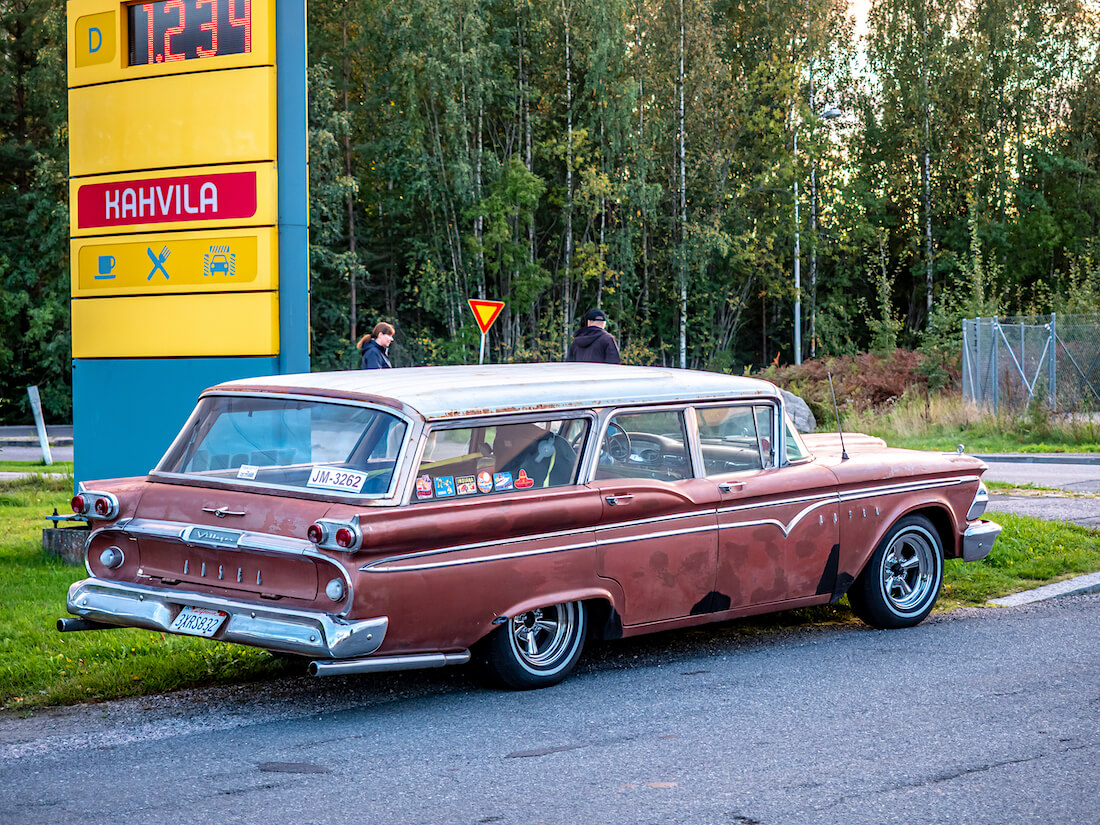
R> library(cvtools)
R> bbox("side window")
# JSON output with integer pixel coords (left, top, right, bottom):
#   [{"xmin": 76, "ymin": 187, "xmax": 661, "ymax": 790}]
[
  {"xmin": 694, "ymin": 404, "xmax": 775, "ymax": 475},
  {"xmin": 595, "ymin": 410, "xmax": 691, "ymax": 481},
  {"xmin": 783, "ymin": 415, "xmax": 810, "ymax": 464},
  {"xmin": 414, "ymin": 418, "xmax": 587, "ymax": 501}
]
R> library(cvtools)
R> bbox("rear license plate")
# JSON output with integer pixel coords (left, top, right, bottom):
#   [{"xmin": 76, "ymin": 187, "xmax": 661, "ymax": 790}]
[{"xmin": 170, "ymin": 606, "xmax": 228, "ymax": 637}]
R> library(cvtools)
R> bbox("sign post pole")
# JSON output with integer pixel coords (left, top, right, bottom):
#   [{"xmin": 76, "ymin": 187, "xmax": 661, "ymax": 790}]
[{"xmin": 479, "ymin": 332, "xmax": 487, "ymax": 365}]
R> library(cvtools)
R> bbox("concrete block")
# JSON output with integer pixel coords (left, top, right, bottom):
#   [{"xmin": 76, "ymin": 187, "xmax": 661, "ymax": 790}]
[{"xmin": 42, "ymin": 527, "xmax": 89, "ymax": 566}]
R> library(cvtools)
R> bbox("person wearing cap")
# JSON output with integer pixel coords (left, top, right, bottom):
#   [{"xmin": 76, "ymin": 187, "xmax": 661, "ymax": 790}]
[{"xmin": 565, "ymin": 308, "xmax": 621, "ymax": 364}]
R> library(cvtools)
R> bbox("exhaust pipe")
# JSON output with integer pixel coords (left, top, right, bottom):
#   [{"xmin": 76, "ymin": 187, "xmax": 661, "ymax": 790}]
[
  {"xmin": 57, "ymin": 617, "xmax": 118, "ymax": 632},
  {"xmin": 309, "ymin": 650, "xmax": 471, "ymax": 677}
]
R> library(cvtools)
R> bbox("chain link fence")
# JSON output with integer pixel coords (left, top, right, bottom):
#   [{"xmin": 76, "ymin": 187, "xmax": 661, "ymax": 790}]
[{"xmin": 962, "ymin": 314, "xmax": 1100, "ymax": 413}]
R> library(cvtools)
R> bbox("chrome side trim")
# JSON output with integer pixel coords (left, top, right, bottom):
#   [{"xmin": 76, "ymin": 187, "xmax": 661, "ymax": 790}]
[
  {"xmin": 65, "ymin": 578, "xmax": 386, "ymax": 658},
  {"xmin": 717, "ymin": 491, "xmax": 836, "ymax": 516},
  {"xmin": 963, "ymin": 520, "xmax": 1001, "ymax": 562},
  {"xmin": 362, "ymin": 539, "xmax": 598, "ymax": 573},
  {"xmin": 837, "ymin": 475, "xmax": 978, "ymax": 502},
  {"xmin": 309, "ymin": 651, "xmax": 471, "ymax": 677},
  {"xmin": 361, "ymin": 476, "xmax": 981, "ymax": 574},
  {"xmin": 360, "ymin": 511, "xmax": 716, "ymax": 573},
  {"xmin": 718, "ymin": 497, "xmax": 837, "ymax": 538}
]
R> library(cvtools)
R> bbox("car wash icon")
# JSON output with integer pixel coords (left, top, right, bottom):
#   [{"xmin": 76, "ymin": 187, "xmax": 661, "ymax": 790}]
[
  {"xmin": 203, "ymin": 245, "xmax": 236, "ymax": 278},
  {"xmin": 146, "ymin": 245, "xmax": 170, "ymax": 280}
]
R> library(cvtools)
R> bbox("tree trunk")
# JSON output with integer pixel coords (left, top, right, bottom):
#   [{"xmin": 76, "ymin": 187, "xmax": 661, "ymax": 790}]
[{"xmin": 562, "ymin": 0, "xmax": 574, "ymax": 357}]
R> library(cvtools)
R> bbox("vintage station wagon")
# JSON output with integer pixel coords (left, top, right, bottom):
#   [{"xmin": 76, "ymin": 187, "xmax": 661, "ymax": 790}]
[{"xmin": 60, "ymin": 363, "xmax": 1001, "ymax": 689}]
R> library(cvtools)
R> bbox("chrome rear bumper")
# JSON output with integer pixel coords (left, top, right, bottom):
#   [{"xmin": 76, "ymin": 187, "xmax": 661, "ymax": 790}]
[
  {"xmin": 64, "ymin": 578, "xmax": 387, "ymax": 659},
  {"xmin": 963, "ymin": 519, "xmax": 1002, "ymax": 562}
]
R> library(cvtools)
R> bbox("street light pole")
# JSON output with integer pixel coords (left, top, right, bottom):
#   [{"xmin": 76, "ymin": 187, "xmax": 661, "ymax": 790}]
[
  {"xmin": 792, "ymin": 106, "xmax": 841, "ymax": 366},
  {"xmin": 793, "ymin": 127, "xmax": 802, "ymax": 365}
]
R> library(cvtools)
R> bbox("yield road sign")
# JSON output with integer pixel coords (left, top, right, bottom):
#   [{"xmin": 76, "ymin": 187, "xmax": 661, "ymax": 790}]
[{"xmin": 468, "ymin": 299, "xmax": 504, "ymax": 334}]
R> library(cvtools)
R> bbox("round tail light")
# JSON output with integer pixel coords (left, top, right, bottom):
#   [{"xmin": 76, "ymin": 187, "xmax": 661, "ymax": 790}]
[
  {"xmin": 94, "ymin": 497, "xmax": 112, "ymax": 516},
  {"xmin": 334, "ymin": 527, "xmax": 354, "ymax": 548},
  {"xmin": 307, "ymin": 523, "xmax": 325, "ymax": 544},
  {"xmin": 71, "ymin": 495, "xmax": 86, "ymax": 514}
]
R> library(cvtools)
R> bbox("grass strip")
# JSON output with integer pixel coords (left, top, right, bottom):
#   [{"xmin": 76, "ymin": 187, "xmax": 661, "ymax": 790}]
[
  {"xmin": 1, "ymin": 477, "xmax": 1097, "ymax": 710},
  {"xmin": 0, "ymin": 460, "xmax": 74, "ymax": 474}
]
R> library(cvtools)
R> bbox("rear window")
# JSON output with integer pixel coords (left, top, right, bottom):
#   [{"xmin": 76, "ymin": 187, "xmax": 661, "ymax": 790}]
[{"xmin": 156, "ymin": 395, "xmax": 408, "ymax": 496}]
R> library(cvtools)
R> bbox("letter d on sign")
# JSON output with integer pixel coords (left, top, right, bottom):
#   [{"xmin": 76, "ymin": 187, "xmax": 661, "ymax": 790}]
[{"xmin": 89, "ymin": 27, "xmax": 102, "ymax": 53}]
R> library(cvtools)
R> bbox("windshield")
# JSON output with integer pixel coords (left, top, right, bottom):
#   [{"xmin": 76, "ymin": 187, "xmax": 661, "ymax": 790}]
[{"xmin": 156, "ymin": 395, "xmax": 408, "ymax": 496}]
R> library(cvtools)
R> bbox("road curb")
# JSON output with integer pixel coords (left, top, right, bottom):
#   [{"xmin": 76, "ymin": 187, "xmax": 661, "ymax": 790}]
[
  {"xmin": 988, "ymin": 571, "xmax": 1100, "ymax": 607},
  {"xmin": 975, "ymin": 453, "xmax": 1099, "ymax": 465},
  {"xmin": 0, "ymin": 437, "xmax": 74, "ymax": 447}
]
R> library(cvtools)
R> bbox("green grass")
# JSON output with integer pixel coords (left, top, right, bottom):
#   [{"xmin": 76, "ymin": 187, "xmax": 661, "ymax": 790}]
[
  {"xmin": 1, "ymin": 476, "xmax": 1097, "ymax": 710},
  {"xmin": 0, "ymin": 476, "xmax": 292, "ymax": 711},
  {"xmin": 840, "ymin": 392, "xmax": 1100, "ymax": 454},
  {"xmin": 940, "ymin": 512, "xmax": 1100, "ymax": 608},
  {"xmin": 0, "ymin": 460, "xmax": 74, "ymax": 474}
]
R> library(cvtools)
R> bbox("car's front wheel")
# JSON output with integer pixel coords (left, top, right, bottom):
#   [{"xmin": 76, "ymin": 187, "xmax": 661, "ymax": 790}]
[
  {"xmin": 483, "ymin": 601, "xmax": 587, "ymax": 689},
  {"xmin": 848, "ymin": 514, "xmax": 944, "ymax": 629}
]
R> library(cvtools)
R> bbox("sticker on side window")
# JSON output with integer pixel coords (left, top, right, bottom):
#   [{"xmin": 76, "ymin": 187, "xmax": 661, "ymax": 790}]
[
  {"xmin": 306, "ymin": 466, "xmax": 367, "ymax": 493},
  {"xmin": 416, "ymin": 475, "xmax": 434, "ymax": 499},
  {"xmin": 455, "ymin": 475, "xmax": 477, "ymax": 495},
  {"xmin": 237, "ymin": 464, "xmax": 259, "ymax": 480}
]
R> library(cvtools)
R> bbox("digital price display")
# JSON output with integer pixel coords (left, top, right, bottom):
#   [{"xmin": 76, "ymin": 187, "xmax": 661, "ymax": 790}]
[{"xmin": 127, "ymin": 0, "xmax": 252, "ymax": 66}]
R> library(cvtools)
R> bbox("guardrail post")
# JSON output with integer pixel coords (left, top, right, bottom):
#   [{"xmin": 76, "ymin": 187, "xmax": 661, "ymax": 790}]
[
  {"xmin": 1049, "ymin": 312, "xmax": 1057, "ymax": 411},
  {"xmin": 26, "ymin": 385, "xmax": 53, "ymax": 466},
  {"xmin": 991, "ymin": 316, "xmax": 999, "ymax": 415}
]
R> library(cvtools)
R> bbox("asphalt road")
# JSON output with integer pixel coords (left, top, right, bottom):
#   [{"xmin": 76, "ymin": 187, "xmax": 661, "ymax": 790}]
[{"xmin": 2, "ymin": 594, "xmax": 1098, "ymax": 825}]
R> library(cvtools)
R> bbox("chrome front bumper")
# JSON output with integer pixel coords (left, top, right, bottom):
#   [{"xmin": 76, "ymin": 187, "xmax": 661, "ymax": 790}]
[
  {"xmin": 963, "ymin": 519, "xmax": 1002, "ymax": 562},
  {"xmin": 65, "ymin": 578, "xmax": 387, "ymax": 659}
]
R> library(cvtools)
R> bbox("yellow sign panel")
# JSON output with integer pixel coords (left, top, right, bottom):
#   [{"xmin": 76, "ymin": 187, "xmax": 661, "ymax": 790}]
[
  {"xmin": 75, "ymin": 11, "xmax": 116, "ymax": 67},
  {"xmin": 69, "ymin": 66, "xmax": 276, "ymax": 177},
  {"xmin": 72, "ymin": 228, "xmax": 278, "ymax": 298},
  {"xmin": 67, "ymin": 0, "xmax": 275, "ymax": 88},
  {"xmin": 70, "ymin": 162, "xmax": 277, "ymax": 237},
  {"xmin": 72, "ymin": 292, "xmax": 279, "ymax": 359}
]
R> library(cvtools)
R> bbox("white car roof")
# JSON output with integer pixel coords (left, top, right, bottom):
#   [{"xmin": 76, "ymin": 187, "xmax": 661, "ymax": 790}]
[{"xmin": 214, "ymin": 363, "xmax": 781, "ymax": 421}]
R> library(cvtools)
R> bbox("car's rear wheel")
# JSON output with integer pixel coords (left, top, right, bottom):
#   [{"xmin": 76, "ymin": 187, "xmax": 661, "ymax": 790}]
[
  {"xmin": 848, "ymin": 514, "xmax": 944, "ymax": 629},
  {"xmin": 483, "ymin": 600, "xmax": 587, "ymax": 689}
]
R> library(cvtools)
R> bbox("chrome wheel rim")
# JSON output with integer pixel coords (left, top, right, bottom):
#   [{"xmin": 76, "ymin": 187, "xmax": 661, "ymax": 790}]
[
  {"xmin": 880, "ymin": 528, "xmax": 937, "ymax": 613},
  {"xmin": 508, "ymin": 603, "xmax": 578, "ymax": 671}
]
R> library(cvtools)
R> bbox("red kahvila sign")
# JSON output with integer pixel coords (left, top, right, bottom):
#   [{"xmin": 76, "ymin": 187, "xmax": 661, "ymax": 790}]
[
  {"xmin": 77, "ymin": 171, "xmax": 258, "ymax": 229},
  {"xmin": 468, "ymin": 299, "xmax": 505, "ymax": 335}
]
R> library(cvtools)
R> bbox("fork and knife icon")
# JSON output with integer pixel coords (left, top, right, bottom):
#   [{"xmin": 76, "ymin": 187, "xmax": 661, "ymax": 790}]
[{"xmin": 146, "ymin": 245, "xmax": 171, "ymax": 280}]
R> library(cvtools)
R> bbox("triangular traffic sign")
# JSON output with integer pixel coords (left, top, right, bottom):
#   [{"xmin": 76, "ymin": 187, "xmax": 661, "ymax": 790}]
[{"xmin": 468, "ymin": 299, "xmax": 505, "ymax": 334}]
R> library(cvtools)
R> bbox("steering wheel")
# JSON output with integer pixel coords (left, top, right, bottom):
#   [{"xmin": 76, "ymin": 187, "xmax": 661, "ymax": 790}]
[{"xmin": 601, "ymin": 422, "xmax": 631, "ymax": 462}]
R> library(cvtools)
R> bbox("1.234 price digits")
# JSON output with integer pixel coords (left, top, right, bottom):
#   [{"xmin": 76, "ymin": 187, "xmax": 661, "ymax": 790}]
[{"xmin": 128, "ymin": 0, "xmax": 251, "ymax": 66}]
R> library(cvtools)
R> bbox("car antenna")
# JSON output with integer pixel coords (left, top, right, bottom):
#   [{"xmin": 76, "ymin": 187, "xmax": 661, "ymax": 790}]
[{"xmin": 827, "ymin": 372, "xmax": 849, "ymax": 461}]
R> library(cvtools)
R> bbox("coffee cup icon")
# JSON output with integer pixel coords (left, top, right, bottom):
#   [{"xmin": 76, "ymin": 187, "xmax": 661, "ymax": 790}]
[{"xmin": 98, "ymin": 255, "xmax": 116, "ymax": 275}]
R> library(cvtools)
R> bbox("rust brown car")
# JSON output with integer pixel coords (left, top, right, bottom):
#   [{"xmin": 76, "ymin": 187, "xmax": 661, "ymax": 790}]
[{"xmin": 60, "ymin": 363, "xmax": 1001, "ymax": 689}]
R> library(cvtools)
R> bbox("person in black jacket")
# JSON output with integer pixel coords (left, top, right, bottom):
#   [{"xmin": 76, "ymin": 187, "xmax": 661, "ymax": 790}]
[
  {"xmin": 357, "ymin": 322, "xmax": 395, "ymax": 369},
  {"xmin": 566, "ymin": 308, "xmax": 621, "ymax": 364}
]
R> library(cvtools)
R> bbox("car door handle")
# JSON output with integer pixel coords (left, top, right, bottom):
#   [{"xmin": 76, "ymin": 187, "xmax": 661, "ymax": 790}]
[
  {"xmin": 605, "ymin": 494, "xmax": 635, "ymax": 506},
  {"xmin": 718, "ymin": 482, "xmax": 744, "ymax": 493}
]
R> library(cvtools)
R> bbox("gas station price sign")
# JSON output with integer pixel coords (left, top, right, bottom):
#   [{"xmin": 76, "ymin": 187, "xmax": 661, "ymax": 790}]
[{"xmin": 127, "ymin": 0, "xmax": 252, "ymax": 66}]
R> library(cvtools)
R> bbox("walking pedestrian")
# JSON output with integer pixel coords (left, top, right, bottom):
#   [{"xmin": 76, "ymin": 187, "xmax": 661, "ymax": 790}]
[
  {"xmin": 565, "ymin": 308, "xmax": 621, "ymax": 364},
  {"xmin": 358, "ymin": 322, "xmax": 395, "ymax": 369}
]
